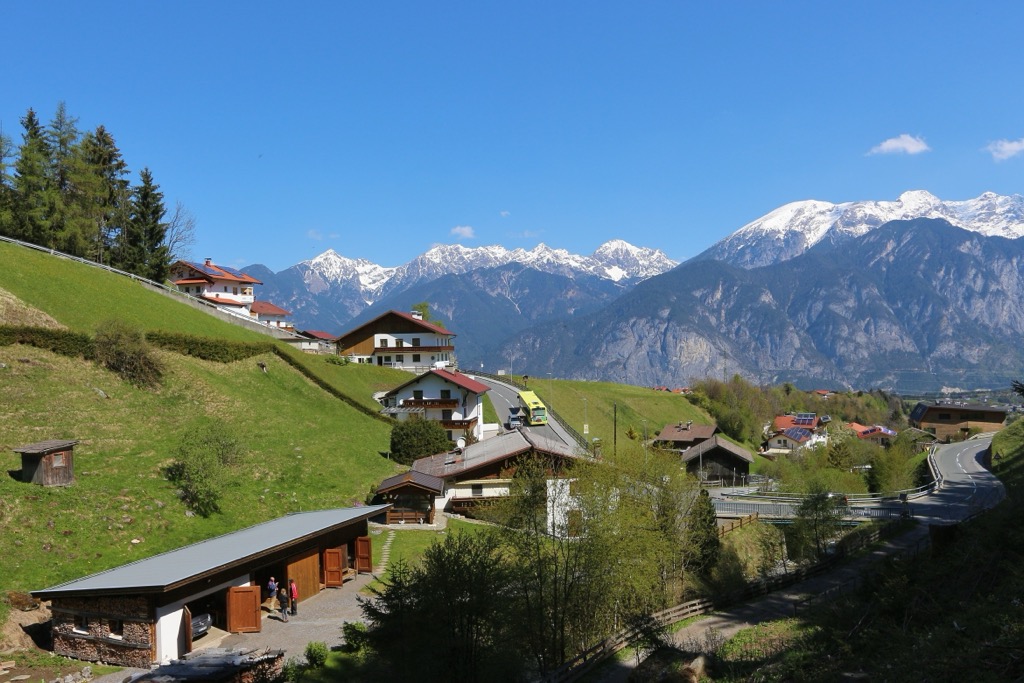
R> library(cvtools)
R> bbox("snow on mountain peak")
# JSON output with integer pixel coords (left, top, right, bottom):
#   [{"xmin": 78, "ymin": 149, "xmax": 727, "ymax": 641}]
[{"xmin": 703, "ymin": 191, "xmax": 1024, "ymax": 269}]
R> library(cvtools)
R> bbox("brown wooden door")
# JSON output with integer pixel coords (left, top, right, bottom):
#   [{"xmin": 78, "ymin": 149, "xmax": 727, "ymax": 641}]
[
  {"xmin": 324, "ymin": 548, "xmax": 343, "ymax": 587},
  {"xmin": 183, "ymin": 606, "xmax": 193, "ymax": 653},
  {"xmin": 226, "ymin": 586, "xmax": 261, "ymax": 633},
  {"xmin": 356, "ymin": 535, "xmax": 372, "ymax": 573}
]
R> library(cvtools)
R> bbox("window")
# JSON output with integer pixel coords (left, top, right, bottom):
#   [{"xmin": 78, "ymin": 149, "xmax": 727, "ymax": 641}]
[
  {"xmin": 108, "ymin": 620, "xmax": 124, "ymax": 640},
  {"xmin": 396, "ymin": 355, "xmax": 404, "ymax": 363},
  {"xmin": 412, "ymin": 338, "xmax": 421, "ymax": 347},
  {"xmin": 223, "ymin": 286, "xmax": 228, "ymax": 292},
  {"xmin": 52, "ymin": 453, "xmax": 65, "ymax": 468},
  {"xmin": 73, "ymin": 615, "xmax": 88, "ymax": 634},
  {"xmin": 471, "ymin": 484, "xmax": 483, "ymax": 497},
  {"xmin": 413, "ymin": 390, "xmax": 424, "ymax": 400},
  {"xmin": 442, "ymin": 410, "xmax": 453, "ymax": 421},
  {"xmin": 440, "ymin": 390, "xmax": 451, "ymax": 399},
  {"xmin": 412, "ymin": 354, "xmax": 421, "ymax": 363},
  {"xmin": 233, "ymin": 287, "xmax": 238, "ymax": 295},
  {"xmin": 446, "ymin": 430, "xmax": 453, "ymax": 440},
  {"xmin": 397, "ymin": 339, "xmax": 404, "ymax": 347},
  {"xmin": 938, "ymin": 413, "xmax": 952, "ymax": 420}
]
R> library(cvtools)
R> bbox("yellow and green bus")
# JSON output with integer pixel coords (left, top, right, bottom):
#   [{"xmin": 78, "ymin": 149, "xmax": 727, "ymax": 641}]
[{"xmin": 517, "ymin": 390, "xmax": 548, "ymax": 426}]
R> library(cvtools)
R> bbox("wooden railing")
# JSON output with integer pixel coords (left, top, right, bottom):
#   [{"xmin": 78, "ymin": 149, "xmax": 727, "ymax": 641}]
[{"xmin": 718, "ymin": 512, "xmax": 758, "ymax": 537}]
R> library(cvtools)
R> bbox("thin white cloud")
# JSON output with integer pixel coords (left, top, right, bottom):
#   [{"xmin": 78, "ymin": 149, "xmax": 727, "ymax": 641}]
[
  {"xmin": 985, "ymin": 138, "xmax": 1024, "ymax": 161},
  {"xmin": 451, "ymin": 225, "xmax": 475, "ymax": 239},
  {"xmin": 868, "ymin": 134, "xmax": 931, "ymax": 155},
  {"xmin": 307, "ymin": 229, "xmax": 324, "ymax": 240},
  {"xmin": 500, "ymin": 210, "xmax": 511, "ymax": 218}
]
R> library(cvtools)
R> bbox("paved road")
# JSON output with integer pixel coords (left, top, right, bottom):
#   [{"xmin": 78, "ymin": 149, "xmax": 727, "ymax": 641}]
[{"xmin": 472, "ymin": 375, "xmax": 578, "ymax": 448}]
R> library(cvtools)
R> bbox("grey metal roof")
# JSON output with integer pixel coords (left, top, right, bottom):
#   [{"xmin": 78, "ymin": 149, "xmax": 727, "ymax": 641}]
[
  {"xmin": 412, "ymin": 429, "xmax": 582, "ymax": 479},
  {"xmin": 33, "ymin": 505, "xmax": 389, "ymax": 597},
  {"xmin": 13, "ymin": 440, "xmax": 79, "ymax": 454},
  {"xmin": 377, "ymin": 470, "xmax": 445, "ymax": 493},
  {"xmin": 681, "ymin": 435, "xmax": 754, "ymax": 464}
]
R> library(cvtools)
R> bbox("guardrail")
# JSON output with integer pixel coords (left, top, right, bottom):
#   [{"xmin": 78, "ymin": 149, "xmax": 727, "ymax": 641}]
[{"xmin": 0, "ymin": 235, "xmax": 300, "ymax": 339}]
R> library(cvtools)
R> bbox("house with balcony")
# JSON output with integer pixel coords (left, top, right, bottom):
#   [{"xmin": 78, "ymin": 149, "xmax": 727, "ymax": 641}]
[
  {"xmin": 762, "ymin": 413, "xmax": 830, "ymax": 458},
  {"xmin": 380, "ymin": 368, "xmax": 488, "ymax": 443},
  {"xmin": 908, "ymin": 401, "xmax": 1007, "ymax": 442},
  {"xmin": 409, "ymin": 429, "xmax": 581, "ymax": 518},
  {"xmin": 170, "ymin": 259, "xmax": 262, "ymax": 314},
  {"xmin": 335, "ymin": 310, "xmax": 455, "ymax": 370}
]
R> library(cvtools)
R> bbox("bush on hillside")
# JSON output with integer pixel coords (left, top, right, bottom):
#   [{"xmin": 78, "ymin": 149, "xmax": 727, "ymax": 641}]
[
  {"xmin": 166, "ymin": 420, "xmax": 247, "ymax": 517},
  {"xmin": 94, "ymin": 319, "xmax": 164, "ymax": 388},
  {"xmin": 389, "ymin": 417, "xmax": 453, "ymax": 465},
  {"xmin": 145, "ymin": 331, "xmax": 274, "ymax": 362},
  {"xmin": 0, "ymin": 325, "xmax": 95, "ymax": 358},
  {"xmin": 304, "ymin": 641, "xmax": 329, "ymax": 669}
]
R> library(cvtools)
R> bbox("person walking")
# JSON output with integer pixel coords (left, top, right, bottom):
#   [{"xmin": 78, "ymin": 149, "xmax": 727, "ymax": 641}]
[
  {"xmin": 266, "ymin": 576, "xmax": 278, "ymax": 611},
  {"xmin": 288, "ymin": 578, "xmax": 299, "ymax": 616},
  {"xmin": 277, "ymin": 586, "xmax": 290, "ymax": 622}
]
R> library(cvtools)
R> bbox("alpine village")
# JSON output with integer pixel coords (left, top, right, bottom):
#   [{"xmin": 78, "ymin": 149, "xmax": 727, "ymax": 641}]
[{"xmin": 2, "ymin": 103, "xmax": 1024, "ymax": 683}]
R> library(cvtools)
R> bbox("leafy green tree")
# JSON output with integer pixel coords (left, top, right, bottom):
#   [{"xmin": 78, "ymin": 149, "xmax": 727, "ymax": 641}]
[
  {"xmin": 412, "ymin": 301, "xmax": 445, "ymax": 328},
  {"xmin": 389, "ymin": 417, "xmax": 452, "ymax": 465},
  {"xmin": 870, "ymin": 439, "xmax": 918, "ymax": 494},
  {"xmin": 683, "ymin": 489, "xmax": 721, "ymax": 576},
  {"xmin": 791, "ymin": 487, "xmax": 845, "ymax": 561}
]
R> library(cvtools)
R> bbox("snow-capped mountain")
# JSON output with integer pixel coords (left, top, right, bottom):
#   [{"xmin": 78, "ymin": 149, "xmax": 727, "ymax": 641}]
[
  {"xmin": 699, "ymin": 190, "xmax": 1024, "ymax": 268},
  {"xmin": 249, "ymin": 240, "xmax": 676, "ymax": 333}
]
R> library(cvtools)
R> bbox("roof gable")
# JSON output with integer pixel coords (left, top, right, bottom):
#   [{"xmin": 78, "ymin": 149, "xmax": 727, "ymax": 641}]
[
  {"xmin": 336, "ymin": 310, "xmax": 456, "ymax": 346},
  {"xmin": 412, "ymin": 429, "xmax": 579, "ymax": 479},
  {"xmin": 385, "ymin": 369, "xmax": 489, "ymax": 398}
]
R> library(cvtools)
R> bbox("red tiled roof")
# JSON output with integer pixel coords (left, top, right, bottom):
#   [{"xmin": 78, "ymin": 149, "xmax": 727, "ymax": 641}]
[
  {"xmin": 384, "ymin": 369, "xmax": 489, "ymax": 398},
  {"xmin": 303, "ymin": 330, "xmax": 337, "ymax": 340},
  {"xmin": 250, "ymin": 300, "xmax": 291, "ymax": 316},
  {"xmin": 171, "ymin": 260, "xmax": 263, "ymax": 285},
  {"xmin": 198, "ymin": 295, "xmax": 248, "ymax": 307},
  {"xmin": 773, "ymin": 414, "xmax": 821, "ymax": 431}
]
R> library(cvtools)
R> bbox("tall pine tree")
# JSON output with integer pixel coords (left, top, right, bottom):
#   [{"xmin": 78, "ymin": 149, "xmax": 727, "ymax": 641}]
[
  {"xmin": 11, "ymin": 108, "xmax": 53, "ymax": 245},
  {"xmin": 0, "ymin": 125, "xmax": 15, "ymax": 236},
  {"xmin": 127, "ymin": 168, "xmax": 170, "ymax": 281},
  {"xmin": 71, "ymin": 125, "xmax": 130, "ymax": 265},
  {"xmin": 44, "ymin": 101, "xmax": 83, "ymax": 253}
]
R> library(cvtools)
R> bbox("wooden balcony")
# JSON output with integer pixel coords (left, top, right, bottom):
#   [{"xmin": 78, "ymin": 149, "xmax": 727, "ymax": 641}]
[
  {"xmin": 374, "ymin": 345, "xmax": 455, "ymax": 354},
  {"xmin": 402, "ymin": 398, "xmax": 458, "ymax": 409},
  {"xmin": 440, "ymin": 417, "xmax": 478, "ymax": 430}
]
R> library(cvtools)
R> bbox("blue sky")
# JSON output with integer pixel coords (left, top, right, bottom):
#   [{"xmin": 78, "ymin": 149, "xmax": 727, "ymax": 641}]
[{"xmin": 4, "ymin": 2, "xmax": 1023, "ymax": 271}]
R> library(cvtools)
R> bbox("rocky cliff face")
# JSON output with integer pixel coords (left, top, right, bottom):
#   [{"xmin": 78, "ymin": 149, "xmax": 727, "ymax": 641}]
[{"xmin": 508, "ymin": 219, "xmax": 1024, "ymax": 392}]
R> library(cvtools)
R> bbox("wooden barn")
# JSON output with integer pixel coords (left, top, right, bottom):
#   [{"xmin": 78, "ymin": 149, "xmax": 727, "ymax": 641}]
[
  {"xmin": 680, "ymin": 435, "xmax": 754, "ymax": 484},
  {"xmin": 32, "ymin": 505, "xmax": 388, "ymax": 667},
  {"xmin": 15, "ymin": 439, "xmax": 78, "ymax": 487}
]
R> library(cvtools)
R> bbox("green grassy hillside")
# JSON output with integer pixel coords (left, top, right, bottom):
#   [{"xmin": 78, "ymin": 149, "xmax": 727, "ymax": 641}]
[
  {"xmin": 0, "ymin": 242, "xmax": 416, "ymax": 615},
  {"xmin": 525, "ymin": 377, "xmax": 713, "ymax": 449}
]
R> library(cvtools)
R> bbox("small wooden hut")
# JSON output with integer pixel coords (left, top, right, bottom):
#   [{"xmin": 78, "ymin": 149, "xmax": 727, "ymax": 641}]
[
  {"xmin": 375, "ymin": 470, "xmax": 444, "ymax": 524},
  {"xmin": 14, "ymin": 440, "xmax": 78, "ymax": 487}
]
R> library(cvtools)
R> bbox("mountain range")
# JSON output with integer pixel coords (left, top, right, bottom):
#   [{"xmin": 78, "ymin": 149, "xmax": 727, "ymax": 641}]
[{"xmin": 247, "ymin": 191, "xmax": 1024, "ymax": 392}]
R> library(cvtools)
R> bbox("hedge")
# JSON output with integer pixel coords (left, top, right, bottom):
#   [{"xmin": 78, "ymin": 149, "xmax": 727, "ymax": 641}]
[
  {"xmin": 145, "ymin": 331, "xmax": 275, "ymax": 362},
  {"xmin": 0, "ymin": 325, "xmax": 96, "ymax": 359}
]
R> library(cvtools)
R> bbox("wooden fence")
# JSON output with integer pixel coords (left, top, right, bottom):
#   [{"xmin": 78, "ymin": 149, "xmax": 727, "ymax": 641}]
[{"xmin": 718, "ymin": 512, "xmax": 759, "ymax": 537}]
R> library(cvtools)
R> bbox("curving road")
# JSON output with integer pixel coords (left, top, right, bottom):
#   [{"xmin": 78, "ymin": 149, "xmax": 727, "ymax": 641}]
[
  {"xmin": 471, "ymin": 375, "xmax": 577, "ymax": 448},
  {"xmin": 915, "ymin": 436, "xmax": 1005, "ymax": 523}
]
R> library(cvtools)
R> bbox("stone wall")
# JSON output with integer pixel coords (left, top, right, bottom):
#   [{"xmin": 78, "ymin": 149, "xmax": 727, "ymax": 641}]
[{"xmin": 50, "ymin": 595, "xmax": 153, "ymax": 667}]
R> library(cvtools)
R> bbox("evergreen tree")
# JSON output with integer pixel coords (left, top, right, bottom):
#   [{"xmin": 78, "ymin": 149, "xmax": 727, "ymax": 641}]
[
  {"xmin": 127, "ymin": 168, "xmax": 170, "ymax": 281},
  {"xmin": 11, "ymin": 108, "xmax": 53, "ymax": 245},
  {"xmin": 44, "ymin": 102, "xmax": 82, "ymax": 251},
  {"xmin": 72, "ymin": 125, "xmax": 130, "ymax": 265},
  {"xmin": 0, "ymin": 126, "xmax": 15, "ymax": 236}
]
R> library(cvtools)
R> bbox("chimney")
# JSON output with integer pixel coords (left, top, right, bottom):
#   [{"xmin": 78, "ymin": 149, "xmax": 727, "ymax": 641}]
[
  {"xmin": 204, "ymin": 257, "xmax": 213, "ymax": 266},
  {"xmin": 686, "ymin": 420, "xmax": 693, "ymax": 430},
  {"xmin": 410, "ymin": 310, "xmax": 423, "ymax": 320}
]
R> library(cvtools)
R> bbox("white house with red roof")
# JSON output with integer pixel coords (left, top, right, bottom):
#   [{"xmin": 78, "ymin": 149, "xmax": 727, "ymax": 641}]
[
  {"xmin": 848, "ymin": 422, "xmax": 897, "ymax": 447},
  {"xmin": 170, "ymin": 259, "xmax": 262, "ymax": 312},
  {"xmin": 763, "ymin": 412, "xmax": 830, "ymax": 457},
  {"xmin": 335, "ymin": 309, "xmax": 455, "ymax": 370},
  {"xmin": 249, "ymin": 300, "xmax": 293, "ymax": 329},
  {"xmin": 380, "ymin": 368, "xmax": 488, "ymax": 442}
]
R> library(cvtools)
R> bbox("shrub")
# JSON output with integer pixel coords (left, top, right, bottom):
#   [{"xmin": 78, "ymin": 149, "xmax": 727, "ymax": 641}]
[
  {"xmin": 94, "ymin": 319, "xmax": 164, "ymax": 387},
  {"xmin": 389, "ymin": 417, "xmax": 453, "ymax": 465},
  {"xmin": 304, "ymin": 640, "xmax": 329, "ymax": 669},
  {"xmin": 166, "ymin": 420, "xmax": 246, "ymax": 517},
  {"xmin": 280, "ymin": 657, "xmax": 304, "ymax": 682},
  {"xmin": 341, "ymin": 621, "xmax": 369, "ymax": 654},
  {"xmin": 324, "ymin": 355, "xmax": 348, "ymax": 366}
]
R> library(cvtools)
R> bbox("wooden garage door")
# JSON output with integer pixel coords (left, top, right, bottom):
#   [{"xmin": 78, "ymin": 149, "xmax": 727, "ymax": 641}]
[
  {"xmin": 323, "ymin": 548, "xmax": 343, "ymax": 587},
  {"xmin": 226, "ymin": 585, "xmax": 261, "ymax": 633},
  {"xmin": 356, "ymin": 535, "xmax": 372, "ymax": 573},
  {"xmin": 287, "ymin": 548, "xmax": 320, "ymax": 602}
]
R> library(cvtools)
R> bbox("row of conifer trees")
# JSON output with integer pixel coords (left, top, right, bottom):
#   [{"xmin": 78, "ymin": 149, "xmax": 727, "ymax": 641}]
[{"xmin": 0, "ymin": 102, "xmax": 192, "ymax": 282}]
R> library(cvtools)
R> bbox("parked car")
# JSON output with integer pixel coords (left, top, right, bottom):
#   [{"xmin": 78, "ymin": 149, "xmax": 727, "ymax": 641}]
[{"xmin": 191, "ymin": 611, "xmax": 212, "ymax": 639}]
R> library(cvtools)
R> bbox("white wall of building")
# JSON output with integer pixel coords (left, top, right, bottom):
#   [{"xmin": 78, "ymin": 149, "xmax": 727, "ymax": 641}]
[{"xmin": 153, "ymin": 574, "xmax": 250, "ymax": 664}]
